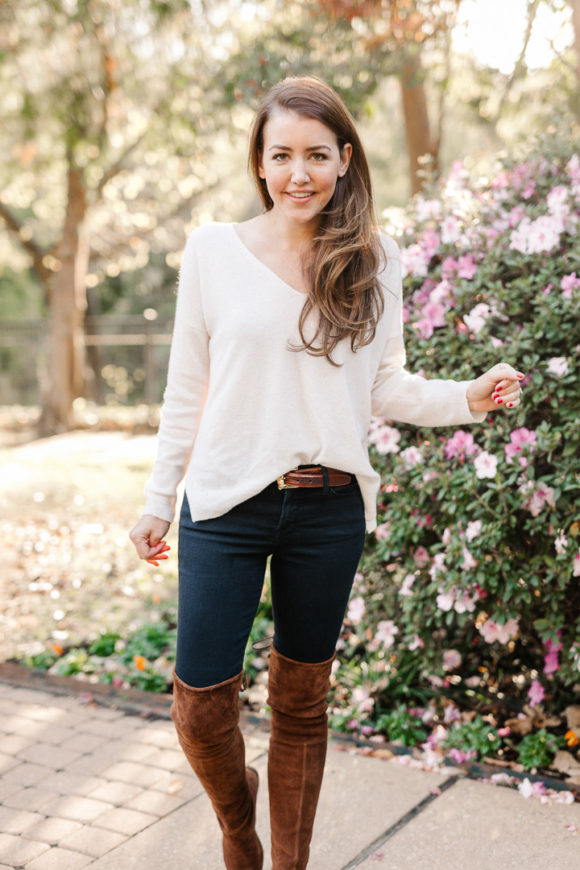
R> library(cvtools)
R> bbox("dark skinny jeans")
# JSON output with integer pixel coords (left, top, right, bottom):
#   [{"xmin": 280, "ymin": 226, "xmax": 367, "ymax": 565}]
[{"xmin": 175, "ymin": 469, "xmax": 366, "ymax": 687}]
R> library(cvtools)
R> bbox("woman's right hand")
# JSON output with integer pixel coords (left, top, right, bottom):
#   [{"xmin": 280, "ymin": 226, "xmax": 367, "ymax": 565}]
[{"xmin": 129, "ymin": 514, "xmax": 171, "ymax": 566}]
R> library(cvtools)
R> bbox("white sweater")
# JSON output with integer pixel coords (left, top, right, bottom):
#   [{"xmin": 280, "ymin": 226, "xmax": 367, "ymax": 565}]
[{"xmin": 144, "ymin": 222, "xmax": 484, "ymax": 533}]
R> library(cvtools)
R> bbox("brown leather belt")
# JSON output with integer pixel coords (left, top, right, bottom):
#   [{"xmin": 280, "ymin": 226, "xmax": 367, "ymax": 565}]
[{"xmin": 276, "ymin": 465, "xmax": 352, "ymax": 491}]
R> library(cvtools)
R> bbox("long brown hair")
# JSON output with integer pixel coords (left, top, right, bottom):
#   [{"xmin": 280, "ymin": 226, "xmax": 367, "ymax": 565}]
[{"xmin": 248, "ymin": 76, "xmax": 385, "ymax": 366}]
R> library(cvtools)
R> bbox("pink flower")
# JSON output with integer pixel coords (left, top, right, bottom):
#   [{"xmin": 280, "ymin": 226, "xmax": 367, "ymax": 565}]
[
  {"xmin": 456, "ymin": 254, "xmax": 477, "ymax": 279},
  {"xmin": 443, "ymin": 649, "xmax": 462, "ymax": 671},
  {"xmin": 448, "ymin": 747, "xmax": 477, "ymax": 765},
  {"xmin": 463, "ymin": 303, "xmax": 490, "ymax": 334},
  {"xmin": 453, "ymin": 588, "xmax": 478, "ymax": 613},
  {"xmin": 465, "ymin": 520, "xmax": 482, "ymax": 542},
  {"xmin": 373, "ymin": 620, "xmax": 399, "ymax": 649},
  {"xmin": 527, "ymin": 679, "xmax": 545, "ymax": 707},
  {"xmin": 371, "ymin": 424, "xmax": 401, "ymax": 455},
  {"xmin": 412, "ymin": 317, "xmax": 435, "ymax": 340},
  {"xmin": 574, "ymin": 552, "xmax": 580, "ymax": 577},
  {"xmin": 561, "ymin": 272, "xmax": 580, "ymax": 298},
  {"xmin": 554, "ymin": 533, "xmax": 568, "ymax": 554},
  {"xmin": 461, "ymin": 547, "xmax": 477, "ymax": 570},
  {"xmin": 436, "ymin": 588, "xmax": 454, "ymax": 612},
  {"xmin": 474, "ymin": 451, "xmax": 498, "ymax": 479},
  {"xmin": 408, "ymin": 634, "xmax": 424, "ymax": 650},
  {"xmin": 547, "ymin": 357, "xmax": 569, "ymax": 377},
  {"xmin": 505, "ymin": 427, "xmax": 536, "ymax": 467},
  {"xmin": 347, "ymin": 596, "xmax": 366, "ymax": 624},
  {"xmin": 400, "ymin": 446, "xmax": 423, "ymax": 468},
  {"xmin": 478, "ymin": 617, "xmax": 519, "ymax": 644},
  {"xmin": 352, "ymin": 685, "xmax": 375, "ymax": 713},
  {"xmin": 414, "ymin": 546, "xmax": 430, "ymax": 568},
  {"xmin": 441, "ymin": 215, "xmax": 462, "ymax": 244},
  {"xmin": 543, "ymin": 635, "xmax": 562, "ymax": 676},
  {"xmin": 399, "ymin": 574, "xmax": 416, "ymax": 596},
  {"xmin": 444, "ymin": 430, "xmax": 476, "ymax": 460},
  {"xmin": 375, "ymin": 522, "xmax": 391, "ymax": 541},
  {"xmin": 430, "ymin": 553, "xmax": 446, "ymax": 581},
  {"xmin": 525, "ymin": 483, "xmax": 556, "ymax": 517},
  {"xmin": 401, "ymin": 243, "xmax": 429, "ymax": 278}
]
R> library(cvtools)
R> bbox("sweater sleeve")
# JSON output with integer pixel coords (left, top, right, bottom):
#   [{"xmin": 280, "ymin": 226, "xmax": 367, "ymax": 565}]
[
  {"xmin": 143, "ymin": 232, "xmax": 210, "ymax": 522},
  {"xmin": 371, "ymin": 237, "xmax": 486, "ymax": 427}
]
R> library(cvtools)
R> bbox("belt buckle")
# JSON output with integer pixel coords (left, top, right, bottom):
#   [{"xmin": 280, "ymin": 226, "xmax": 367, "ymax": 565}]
[{"xmin": 277, "ymin": 471, "xmax": 300, "ymax": 490}]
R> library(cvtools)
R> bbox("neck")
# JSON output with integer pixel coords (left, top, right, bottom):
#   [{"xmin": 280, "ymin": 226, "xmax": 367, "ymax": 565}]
[{"xmin": 262, "ymin": 208, "xmax": 319, "ymax": 253}]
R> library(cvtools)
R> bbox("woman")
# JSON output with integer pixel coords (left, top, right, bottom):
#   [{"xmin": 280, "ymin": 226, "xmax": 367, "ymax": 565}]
[{"xmin": 129, "ymin": 76, "xmax": 522, "ymax": 870}]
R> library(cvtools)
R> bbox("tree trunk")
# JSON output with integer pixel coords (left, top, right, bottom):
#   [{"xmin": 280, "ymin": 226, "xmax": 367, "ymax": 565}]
[
  {"xmin": 38, "ymin": 167, "xmax": 88, "ymax": 436},
  {"xmin": 571, "ymin": 0, "xmax": 580, "ymax": 83},
  {"xmin": 400, "ymin": 52, "xmax": 439, "ymax": 196}
]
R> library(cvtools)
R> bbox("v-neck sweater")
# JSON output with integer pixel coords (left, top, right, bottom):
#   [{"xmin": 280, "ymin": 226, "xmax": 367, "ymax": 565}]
[{"xmin": 144, "ymin": 221, "xmax": 485, "ymax": 533}]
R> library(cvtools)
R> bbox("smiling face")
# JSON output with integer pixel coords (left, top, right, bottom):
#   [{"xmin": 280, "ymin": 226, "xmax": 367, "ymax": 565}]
[{"xmin": 258, "ymin": 109, "xmax": 352, "ymax": 231}]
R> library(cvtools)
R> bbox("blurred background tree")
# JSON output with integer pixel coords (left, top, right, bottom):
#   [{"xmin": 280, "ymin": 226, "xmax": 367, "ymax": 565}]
[{"xmin": 0, "ymin": 0, "xmax": 577, "ymax": 433}]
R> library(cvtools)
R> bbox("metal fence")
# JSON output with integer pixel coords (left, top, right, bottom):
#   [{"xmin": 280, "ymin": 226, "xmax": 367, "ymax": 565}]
[{"xmin": 0, "ymin": 314, "xmax": 174, "ymax": 406}]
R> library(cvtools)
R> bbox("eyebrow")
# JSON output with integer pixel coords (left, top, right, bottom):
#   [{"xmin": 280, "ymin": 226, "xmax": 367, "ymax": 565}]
[{"xmin": 267, "ymin": 145, "xmax": 332, "ymax": 152}]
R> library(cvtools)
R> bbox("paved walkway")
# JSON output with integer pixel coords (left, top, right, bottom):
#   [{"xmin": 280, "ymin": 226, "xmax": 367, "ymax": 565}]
[{"xmin": 0, "ymin": 678, "xmax": 579, "ymax": 870}]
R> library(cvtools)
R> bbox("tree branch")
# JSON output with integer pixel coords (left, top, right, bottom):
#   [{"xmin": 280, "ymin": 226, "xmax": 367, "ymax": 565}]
[
  {"xmin": 492, "ymin": 0, "xmax": 541, "ymax": 124},
  {"xmin": 0, "ymin": 200, "xmax": 51, "ymax": 289}
]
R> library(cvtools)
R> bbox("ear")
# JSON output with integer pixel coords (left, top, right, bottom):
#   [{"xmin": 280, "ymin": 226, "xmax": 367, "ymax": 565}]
[
  {"xmin": 338, "ymin": 142, "xmax": 353, "ymax": 178},
  {"xmin": 258, "ymin": 153, "xmax": 266, "ymax": 179}
]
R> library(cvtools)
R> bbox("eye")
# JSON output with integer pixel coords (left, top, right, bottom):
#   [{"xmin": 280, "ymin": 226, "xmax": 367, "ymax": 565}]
[
  {"xmin": 311, "ymin": 152, "xmax": 328, "ymax": 161},
  {"xmin": 272, "ymin": 152, "xmax": 288, "ymax": 162}
]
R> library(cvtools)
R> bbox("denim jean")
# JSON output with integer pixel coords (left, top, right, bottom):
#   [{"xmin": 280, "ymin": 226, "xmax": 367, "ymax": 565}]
[{"xmin": 176, "ymin": 468, "xmax": 366, "ymax": 687}]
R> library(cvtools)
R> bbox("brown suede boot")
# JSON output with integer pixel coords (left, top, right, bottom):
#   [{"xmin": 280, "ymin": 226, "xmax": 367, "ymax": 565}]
[
  {"xmin": 267, "ymin": 645, "xmax": 335, "ymax": 870},
  {"xmin": 171, "ymin": 669, "xmax": 263, "ymax": 870}
]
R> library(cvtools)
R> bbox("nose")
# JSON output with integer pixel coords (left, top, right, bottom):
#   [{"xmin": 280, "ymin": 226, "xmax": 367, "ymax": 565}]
[{"xmin": 291, "ymin": 160, "xmax": 310, "ymax": 184}]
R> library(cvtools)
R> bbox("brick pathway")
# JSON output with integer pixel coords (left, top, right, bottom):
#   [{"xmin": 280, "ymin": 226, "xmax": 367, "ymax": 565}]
[
  {"xmin": 0, "ymin": 681, "xmax": 267, "ymax": 869},
  {"xmin": 1, "ymin": 679, "xmax": 579, "ymax": 870}
]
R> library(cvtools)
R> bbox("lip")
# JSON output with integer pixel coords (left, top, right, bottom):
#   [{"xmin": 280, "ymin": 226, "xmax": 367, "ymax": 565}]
[{"xmin": 285, "ymin": 191, "xmax": 315, "ymax": 201}]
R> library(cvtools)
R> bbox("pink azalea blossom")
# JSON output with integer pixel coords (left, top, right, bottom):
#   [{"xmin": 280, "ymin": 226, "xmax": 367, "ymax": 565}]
[
  {"xmin": 400, "ymin": 446, "xmax": 423, "ymax": 468},
  {"xmin": 414, "ymin": 546, "xmax": 430, "ymax": 568},
  {"xmin": 543, "ymin": 635, "xmax": 563, "ymax": 676},
  {"xmin": 442, "ymin": 649, "xmax": 462, "ymax": 671},
  {"xmin": 561, "ymin": 272, "xmax": 580, "ymax": 298},
  {"xmin": 547, "ymin": 356, "xmax": 569, "ymax": 377},
  {"xmin": 547, "ymin": 185, "xmax": 569, "ymax": 218},
  {"xmin": 443, "ymin": 701, "xmax": 462, "ymax": 723},
  {"xmin": 352, "ymin": 685, "xmax": 375, "ymax": 713},
  {"xmin": 456, "ymin": 254, "xmax": 477, "ymax": 279},
  {"xmin": 474, "ymin": 451, "xmax": 498, "ymax": 479},
  {"xmin": 347, "ymin": 596, "xmax": 366, "ymax": 624},
  {"xmin": 441, "ymin": 215, "xmax": 462, "ymax": 244},
  {"xmin": 478, "ymin": 617, "xmax": 519, "ymax": 644},
  {"xmin": 401, "ymin": 243, "xmax": 429, "ymax": 278},
  {"xmin": 554, "ymin": 533, "xmax": 568, "ymax": 554},
  {"xmin": 430, "ymin": 553, "xmax": 446, "ymax": 581},
  {"xmin": 408, "ymin": 634, "xmax": 424, "ymax": 650},
  {"xmin": 444, "ymin": 430, "xmax": 476, "ymax": 460},
  {"xmin": 509, "ymin": 215, "xmax": 562, "ymax": 255},
  {"xmin": 419, "ymin": 229, "xmax": 441, "ymax": 259},
  {"xmin": 436, "ymin": 588, "xmax": 454, "ymax": 611},
  {"xmin": 505, "ymin": 427, "xmax": 536, "ymax": 466},
  {"xmin": 371, "ymin": 424, "xmax": 401, "ymax": 455},
  {"xmin": 465, "ymin": 520, "xmax": 482, "ymax": 542},
  {"xmin": 574, "ymin": 552, "xmax": 580, "ymax": 577},
  {"xmin": 373, "ymin": 619, "xmax": 399, "ymax": 649},
  {"xmin": 429, "ymin": 279, "xmax": 453, "ymax": 305},
  {"xmin": 528, "ymin": 679, "xmax": 545, "ymax": 707},
  {"xmin": 462, "ymin": 547, "xmax": 477, "ymax": 570},
  {"xmin": 399, "ymin": 574, "xmax": 416, "ymax": 596},
  {"xmin": 448, "ymin": 747, "xmax": 477, "ymax": 764},
  {"xmin": 463, "ymin": 303, "xmax": 490, "ymax": 334},
  {"xmin": 375, "ymin": 522, "xmax": 391, "ymax": 541},
  {"xmin": 453, "ymin": 588, "xmax": 478, "ymax": 613},
  {"xmin": 525, "ymin": 483, "xmax": 556, "ymax": 517},
  {"xmin": 412, "ymin": 317, "xmax": 435, "ymax": 340}
]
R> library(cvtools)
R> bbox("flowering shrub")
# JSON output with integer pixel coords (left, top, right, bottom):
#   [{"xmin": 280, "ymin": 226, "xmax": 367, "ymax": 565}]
[{"xmin": 332, "ymin": 129, "xmax": 580, "ymax": 743}]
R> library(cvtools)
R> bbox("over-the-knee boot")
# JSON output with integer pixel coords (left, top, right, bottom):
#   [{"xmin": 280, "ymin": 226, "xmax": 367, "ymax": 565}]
[
  {"xmin": 171, "ymin": 669, "xmax": 263, "ymax": 870},
  {"xmin": 267, "ymin": 645, "xmax": 335, "ymax": 870}
]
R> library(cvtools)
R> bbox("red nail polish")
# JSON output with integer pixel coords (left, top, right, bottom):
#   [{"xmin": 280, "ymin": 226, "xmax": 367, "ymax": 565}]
[
  {"xmin": 507, "ymin": 402, "xmax": 514, "ymax": 407},
  {"xmin": 496, "ymin": 398, "xmax": 503, "ymax": 404},
  {"xmin": 516, "ymin": 372, "xmax": 524, "ymax": 379}
]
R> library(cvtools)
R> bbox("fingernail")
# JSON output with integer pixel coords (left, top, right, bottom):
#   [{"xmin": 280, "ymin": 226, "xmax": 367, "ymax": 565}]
[
  {"xmin": 495, "ymin": 398, "xmax": 503, "ymax": 404},
  {"xmin": 496, "ymin": 385, "xmax": 503, "ymax": 391},
  {"xmin": 516, "ymin": 372, "xmax": 524, "ymax": 379},
  {"xmin": 507, "ymin": 402, "xmax": 514, "ymax": 408},
  {"xmin": 147, "ymin": 560, "xmax": 159, "ymax": 566}
]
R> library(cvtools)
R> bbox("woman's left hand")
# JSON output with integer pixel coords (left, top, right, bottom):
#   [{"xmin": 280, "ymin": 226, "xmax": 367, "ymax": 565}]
[{"xmin": 466, "ymin": 363, "xmax": 524, "ymax": 414}]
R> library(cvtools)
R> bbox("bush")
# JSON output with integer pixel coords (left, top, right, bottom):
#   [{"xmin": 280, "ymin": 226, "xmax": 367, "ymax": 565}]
[{"xmin": 333, "ymin": 126, "xmax": 580, "ymax": 736}]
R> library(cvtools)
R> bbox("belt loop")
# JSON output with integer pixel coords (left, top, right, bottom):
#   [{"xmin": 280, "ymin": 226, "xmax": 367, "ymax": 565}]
[{"xmin": 321, "ymin": 465, "xmax": 330, "ymax": 493}]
